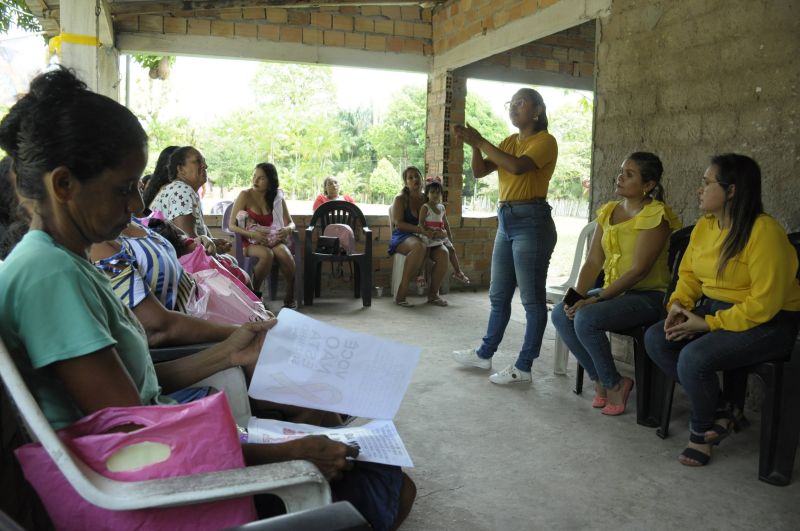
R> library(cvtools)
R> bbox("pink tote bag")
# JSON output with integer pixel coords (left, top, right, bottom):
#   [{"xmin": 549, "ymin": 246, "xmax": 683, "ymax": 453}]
[{"xmin": 16, "ymin": 393, "xmax": 257, "ymax": 531}]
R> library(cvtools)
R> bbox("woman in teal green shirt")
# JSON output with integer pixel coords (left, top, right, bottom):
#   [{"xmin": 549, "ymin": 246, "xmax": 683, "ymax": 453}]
[{"xmin": 0, "ymin": 67, "xmax": 414, "ymax": 529}]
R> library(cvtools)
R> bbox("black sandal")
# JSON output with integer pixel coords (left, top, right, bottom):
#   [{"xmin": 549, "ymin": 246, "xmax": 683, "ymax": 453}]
[
  {"xmin": 679, "ymin": 431, "xmax": 713, "ymax": 467},
  {"xmin": 703, "ymin": 409, "xmax": 735, "ymax": 445}
]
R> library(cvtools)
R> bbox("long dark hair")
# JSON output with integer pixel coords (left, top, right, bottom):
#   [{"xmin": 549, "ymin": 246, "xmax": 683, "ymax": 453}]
[
  {"xmin": 401, "ymin": 166, "xmax": 421, "ymax": 208},
  {"xmin": 255, "ymin": 163, "xmax": 279, "ymax": 212},
  {"xmin": 166, "ymin": 146, "xmax": 196, "ymax": 183},
  {"xmin": 0, "ymin": 67, "xmax": 147, "ymax": 203},
  {"xmin": 712, "ymin": 153, "xmax": 764, "ymax": 277},
  {"xmin": 627, "ymin": 152, "xmax": 665, "ymax": 201},
  {"xmin": 518, "ymin": 88, "xmax": 548, "ymax": 131},
  {"xmin": 142, "ymin": 145, "xmax": 178, "ymax": 208}
]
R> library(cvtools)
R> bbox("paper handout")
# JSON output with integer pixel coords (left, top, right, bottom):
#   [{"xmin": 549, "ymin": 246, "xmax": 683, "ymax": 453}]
[
  {"xmin": 248, "ymin": 309, "xmax": 420, "ymax": 419},
  {"xmin": 247, "ymin": 417, "xmax": 414, "ymax": 468}
]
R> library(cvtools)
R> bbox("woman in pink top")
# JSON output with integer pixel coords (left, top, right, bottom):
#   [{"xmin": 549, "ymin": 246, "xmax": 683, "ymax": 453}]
[
  {"xmin": 228, "ymin": 163, "xmax": 297, "ymax": 307},
  {"xmin": 312, "ymin": 176, "xmax": 355, "ymax": 211}
]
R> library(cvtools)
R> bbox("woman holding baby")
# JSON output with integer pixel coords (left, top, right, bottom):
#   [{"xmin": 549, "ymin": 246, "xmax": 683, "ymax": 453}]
[{"xmin": 228, "ymin": 163, "xmax": 297, "ymax": 307}]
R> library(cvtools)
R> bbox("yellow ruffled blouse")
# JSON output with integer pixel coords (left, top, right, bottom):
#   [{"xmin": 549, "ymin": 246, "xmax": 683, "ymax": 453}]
[{"xmin": 596, "ymin": 200, "xmax": 682, "ymax": 292}]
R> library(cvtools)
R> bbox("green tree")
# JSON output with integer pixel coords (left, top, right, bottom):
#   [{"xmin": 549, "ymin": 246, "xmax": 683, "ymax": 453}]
[
  {"xmin": 367, "ymin": 86, "xmax": 426, "ymax": 173},
  {"xmin": 334, "ymin": 107, "xmax": 376, "ymax": 178},
  {"xmin": 547, "ymin": 94, "xmax": 593, "ymax": 201},
  {"xmin": 0, "ymin": 1, "xmax": 40, "ymax": 34},
  {"xmin": 368, "ymin": 158, "xmax": 401, "ymax": 204},
  {"xmin": 462, "ymin": 93, "xmax": 509, "ymax": 202}
]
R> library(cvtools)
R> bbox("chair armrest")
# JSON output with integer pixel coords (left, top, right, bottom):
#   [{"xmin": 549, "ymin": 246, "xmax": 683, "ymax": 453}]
[
  {"xmin": 149, "ymin": 343, "xmax": 217, "ymax": 363},
  {"xmin": 362, "ymin": 227, "xmax": 372, "ymax": 254},
  {"xmin": 75, "ymin": 459, "xmax": 331, "ymax": 513},
  {"xmin": 225, "ymin": 501, "xmax": 368, "ymax": 531}
]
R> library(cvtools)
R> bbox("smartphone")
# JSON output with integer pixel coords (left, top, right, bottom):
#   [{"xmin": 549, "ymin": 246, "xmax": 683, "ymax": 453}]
[{"xmin": 563, "ymin": 287, "xmax": 585, "ymax": 306}]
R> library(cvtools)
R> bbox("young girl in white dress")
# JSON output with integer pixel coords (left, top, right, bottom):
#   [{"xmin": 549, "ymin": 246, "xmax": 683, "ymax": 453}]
[{"xmin": 418, "ymin": 178, "xmax": 470, "ymax": 284}]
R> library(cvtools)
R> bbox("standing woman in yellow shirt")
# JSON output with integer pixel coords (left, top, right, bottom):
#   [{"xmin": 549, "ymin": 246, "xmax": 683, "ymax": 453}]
[
  {"xmin": 644, "ymin": 154, "xmax": 800, "ymax": 467},
  {"xmin": 551, "ymin": 153, "xmax": 681, "ymax": 415},
  {"xmin": 451, "ymin": 88, "xmax": 558, "ymax": 385}
]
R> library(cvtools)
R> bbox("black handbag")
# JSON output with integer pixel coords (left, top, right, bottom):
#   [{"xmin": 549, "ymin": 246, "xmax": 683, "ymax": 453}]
[{"xmin": 315, "ymin": 235, "xmax": 340, "ymax": 255}]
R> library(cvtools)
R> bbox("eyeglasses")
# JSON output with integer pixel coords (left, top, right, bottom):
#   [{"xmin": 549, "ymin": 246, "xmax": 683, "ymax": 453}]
[{"xmin": 504, "ymin": 100, "xmax": 526, "ymax": 111}]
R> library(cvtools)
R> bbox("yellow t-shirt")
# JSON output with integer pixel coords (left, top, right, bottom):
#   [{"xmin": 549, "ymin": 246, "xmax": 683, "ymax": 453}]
[
  {"xmin": 669, "ymin": 214, "xmax": 800, "ymax": 332},
  {"xmin": 494, "ymin": 130, "xmax": 558, "ymax": 201},
  {"xmin": 596, "ymin": 200, "xmax": 682, "ymax": 292}
]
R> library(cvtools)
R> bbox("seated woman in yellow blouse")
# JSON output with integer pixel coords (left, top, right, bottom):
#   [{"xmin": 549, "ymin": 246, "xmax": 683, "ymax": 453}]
[
  {"xmin": 645, "ymin": 153, "xmax": 800, "ymax": 467},
  {"xmin": 551, "ymin": 152, "xmax": 681, "ymax": 416}
]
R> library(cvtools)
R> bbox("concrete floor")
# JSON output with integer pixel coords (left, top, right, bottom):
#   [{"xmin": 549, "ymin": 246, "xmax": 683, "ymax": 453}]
[{"xmin": 272, "ymin": 289, "xmax": 799, "ymax": 531}]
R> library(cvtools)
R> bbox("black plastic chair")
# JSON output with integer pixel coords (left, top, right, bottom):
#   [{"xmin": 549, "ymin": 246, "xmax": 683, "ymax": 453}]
[
  {"xmin": 654, "ymin": 231, "xmax": 800, "ymax": 486},
  {"xmin": 573, "ymin": 225, "xmax": 694, "ymax": 428},
  {"xmin": 304, "ymin": 201, "xmax": 372, "ymax": 307}
]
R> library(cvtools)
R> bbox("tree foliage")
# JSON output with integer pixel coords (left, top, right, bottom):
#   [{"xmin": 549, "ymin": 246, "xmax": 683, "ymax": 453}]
[
  {"xmin": 132, "ymin": 63, "xmax": 592, "ymax": 206},
  {"xmin": 547, "ymin": 94, "xmax": 593, "ymax": 200},
  {"xmin": 0, "ymin": 1, "xmax": 40, "ymax": 34}
]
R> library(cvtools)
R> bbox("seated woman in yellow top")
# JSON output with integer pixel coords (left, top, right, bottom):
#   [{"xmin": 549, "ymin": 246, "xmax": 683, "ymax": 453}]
[
  {"xmin": 645, "ymin": 153, "xmax": 800, "ymax": 467},
  {"xmin": 551, "ymin": 153, "xmax": 681, "ymax": 415}
]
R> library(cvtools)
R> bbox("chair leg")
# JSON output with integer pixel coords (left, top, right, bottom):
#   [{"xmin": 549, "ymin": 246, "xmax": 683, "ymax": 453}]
[
  {"xmin": 633, "ymin": 336, "xmax": 660, "ymax": 428},
  {"xmin": 353, "ymin": 263, "xmax": 361, "ymax": 299},
  {"xmin": 574, "ymin": 365, "xmax": 584, "ymax": 395},
  {"xmin": 553, "ymin": 335, "xmax": 568, "ymax": 375},
  {"xmin": 304, "ymin": 258, "xmax": 314, "ymax": 306},
  {"xmin": 268, "ymin": 263, "xmax": 280, "ymax": 301},
  {"xmin": 362, "ymin": 261, "xmax": 372, "ymax": 307},
  {"xmin": 656, "ymin": 377, "xmax": 676, "ymax": 439},
  {"xmin": 314, "ymin": 262, "xmax": 322, "ymax": 298},
  {"xmin": 756, "ymin": 362, "xmax": 799, "ymax": 486}
]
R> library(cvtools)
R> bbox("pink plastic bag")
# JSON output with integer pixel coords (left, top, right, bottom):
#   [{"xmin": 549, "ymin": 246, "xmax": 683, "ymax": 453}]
[
  {"xmin": 15, "ymin": 393, "xmax": 257, "ymax": 531},
  {"xmin": 180, "ymin": 245, "xmax": 259, "ymax": 302},
  {"xmin": 186, "ymin": 268, "xmax": 271, "ymax": 324}
]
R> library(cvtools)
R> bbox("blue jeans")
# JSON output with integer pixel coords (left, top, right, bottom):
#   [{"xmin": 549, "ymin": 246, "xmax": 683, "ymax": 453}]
[
  {"xmin": 551, "ymin": 289, "xmax": 665, "ymax": 388},
  {"xmin": 477, "ymin": 201, "xmax": 556, "ymax": 371},
  {"xmin": 644, "ymin": 298, "xmax": 799, "ymax": 432}
]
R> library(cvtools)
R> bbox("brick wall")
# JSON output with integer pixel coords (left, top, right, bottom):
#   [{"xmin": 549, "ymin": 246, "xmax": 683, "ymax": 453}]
[
  {"xmin": 592, "ymin": 0, "xmax": 799, "ymax": 230},
  {"xmin": 431, "ymin": 0, "xmax": 563, "ymax": 54},
  {"xmin": 116, "ymin": 6, "xmax": 434, "ymax": 56},
  {"xmin": 460, "ymin": 20, "xmax": 595, "ymax": 86},
  {"xmin": 207, "ymin": 211, "xmax": 497, "ymax": 292}
]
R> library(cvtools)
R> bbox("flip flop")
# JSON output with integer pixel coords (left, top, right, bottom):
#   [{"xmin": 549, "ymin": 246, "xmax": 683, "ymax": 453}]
[
  {"xmin": 427, "ymin": 297, "xmax": 448, "ymax": 307},
  {"xmin": 283, "ymin": 300, "xmax": 298, "ymax": 309},
  {"xmin": 451, "ymin": 271, "xmax": 470, "ymax": 284},
  {"xmin": 395, "ymin": 299, "xmax": 415, "ymax": 307}
]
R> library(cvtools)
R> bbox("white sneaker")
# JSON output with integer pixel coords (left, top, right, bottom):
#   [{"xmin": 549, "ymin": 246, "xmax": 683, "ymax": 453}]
[
  {"xmin": 489, "ymin": 364, "xmax": 532, "ymax": 385},
  {"xmin": 452, "ymin": 348, "xmax": 491, "ymax": 370}
]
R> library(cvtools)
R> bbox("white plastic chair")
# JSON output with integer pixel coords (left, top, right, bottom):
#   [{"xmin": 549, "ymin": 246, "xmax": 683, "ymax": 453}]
[
  {"xmin": 0, "ymin": 336, "xmax": 330, "ymax": 516},
  {"xmin": 389, "ymin": 205, "xmax": 449, "ymax": 297},
  {"xmin": 547, "ymin": 220, "xmax": 597, "ymax": 375}
]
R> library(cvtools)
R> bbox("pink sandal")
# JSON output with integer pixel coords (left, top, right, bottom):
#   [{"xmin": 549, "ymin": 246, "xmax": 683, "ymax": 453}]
[{"xmin": 601, "ymin": 377, "xmax": 633, "ymax": 416}]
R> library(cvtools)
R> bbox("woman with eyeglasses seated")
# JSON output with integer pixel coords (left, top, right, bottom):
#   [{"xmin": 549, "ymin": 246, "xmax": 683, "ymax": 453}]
[
  {"xmin": 644, "ymin": 153, "xmax": 800, "ymax": 467},
  {"xmin": 313, "ymin": 176, "xmax": 355, "ymax": 211},
  {"xmin": 451, "ymin": 88, "xmax": 558, "ymax": 386},
  {"xmin": 0, "ymin": 68, "xmax": 415, "ymax": 530}
]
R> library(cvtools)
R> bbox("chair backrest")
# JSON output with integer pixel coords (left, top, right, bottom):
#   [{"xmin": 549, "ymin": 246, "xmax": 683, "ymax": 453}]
[
  {"xmin": 561, "ymin": 220, "xmax": 597, "ymax": 288},
  {"xmin": 387, "ymin": 205, "xmax": 395, "ymax": 233},
  {"xmin": 222, "ymin": 203, "xmax": 234, "ymax": 235},
  {"xmin": 789, "ymin": 231, "xmax": 800, "ymax": 279},
  {"xmin": 664, "ymin": 224, "xmax": 695, "ymax": 300},
  {"xmin": 309, "ymin": 201, "xmax": 367, "ymax": 238}
]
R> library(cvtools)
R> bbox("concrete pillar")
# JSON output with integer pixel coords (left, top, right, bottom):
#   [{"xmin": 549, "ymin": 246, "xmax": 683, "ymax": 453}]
[
  {"xmin": 424, "ymin": 70, "xmax": 466, "ymax": 219},
  {"xmin": 59, "ymin": 0, "xmax": 119, "ymax": 100}
]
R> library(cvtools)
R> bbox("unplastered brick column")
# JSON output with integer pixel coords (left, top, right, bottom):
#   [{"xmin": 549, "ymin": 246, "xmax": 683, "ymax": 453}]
[{"xmin": 425, "ymin": 71, "xmax": 465, "ymax": 212}]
